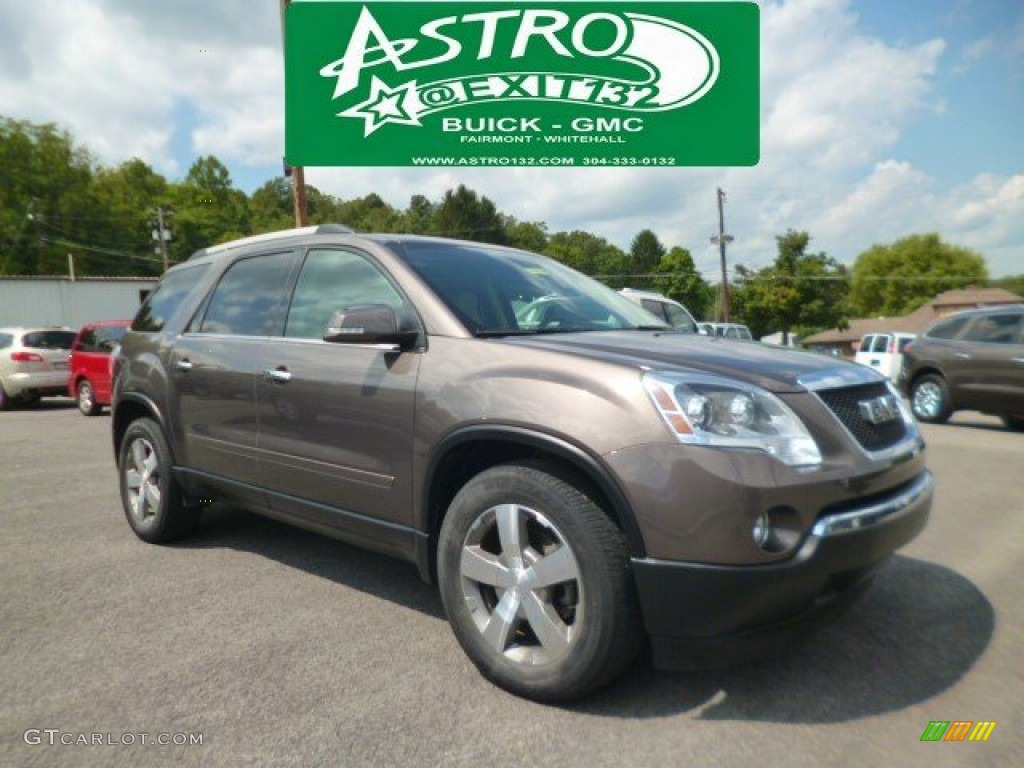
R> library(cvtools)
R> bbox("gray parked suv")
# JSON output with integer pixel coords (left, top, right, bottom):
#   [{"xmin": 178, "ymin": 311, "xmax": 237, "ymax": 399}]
[{"xmin": 112, "ymin": 226, "xmax": 933, "ymax": 701}]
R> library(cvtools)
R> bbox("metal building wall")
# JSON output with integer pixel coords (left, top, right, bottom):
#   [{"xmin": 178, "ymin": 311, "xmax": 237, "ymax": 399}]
[{"xmin": 0, "ymin": 279, "xmax": 157, "ymax": 329}]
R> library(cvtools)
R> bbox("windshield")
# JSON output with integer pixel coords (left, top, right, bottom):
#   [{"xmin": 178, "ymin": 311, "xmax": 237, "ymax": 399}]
[{"xmin": 389, "ymin": 240, "xmax": 669, "ymax": 335}]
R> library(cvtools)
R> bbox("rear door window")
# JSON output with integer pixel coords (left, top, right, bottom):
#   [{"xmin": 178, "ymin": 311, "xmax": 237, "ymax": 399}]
[
  {"xmin": 199, "ymin": 252, "xmax": 296, "ymax": 337},
  {"xmin": 926, "ymin": 316, "xmax": 970, "ymax": 340}
]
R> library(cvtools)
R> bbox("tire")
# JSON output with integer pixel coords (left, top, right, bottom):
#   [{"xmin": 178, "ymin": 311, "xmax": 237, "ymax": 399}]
[
  {"xmin": 910, "ymin": 373, "xmax": 953, "ymax": 424},
  {"xmin": 1003, "ymin": 415, "xmax": 1024, "ymax": 432},
  {"xmin": 0, "ymin": 382, "xmax": 9, "ymax": 411},
  {"xmin": 118, "ymin": 418, "xmax": 199, "ymax": 543},
  {"xmin": 77, "ymin": 379, "xmax": 101, "ymax": 416},
  {"xmin": 437, "ymin": 462, "xmax": 642, "ymax": 702}
]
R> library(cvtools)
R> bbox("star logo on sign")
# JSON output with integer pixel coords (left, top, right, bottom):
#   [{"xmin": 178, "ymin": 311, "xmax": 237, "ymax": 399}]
[{"xmin": 340, "ymin": 77, "xmax": 421, "ymax": 136}]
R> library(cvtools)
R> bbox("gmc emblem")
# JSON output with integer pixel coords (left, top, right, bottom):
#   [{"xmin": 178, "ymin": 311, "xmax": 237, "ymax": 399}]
[{"xmin": 858, "ymin": 394, "xmax": 902, "ymax": 425}]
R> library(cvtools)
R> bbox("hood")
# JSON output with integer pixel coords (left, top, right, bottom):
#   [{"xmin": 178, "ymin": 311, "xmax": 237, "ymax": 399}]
[{"xmin": 499, "ymin": 331, "xmax": 880, "ymax": 393}]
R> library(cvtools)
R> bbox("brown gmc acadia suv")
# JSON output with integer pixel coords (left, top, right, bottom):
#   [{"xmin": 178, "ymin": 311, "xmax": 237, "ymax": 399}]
[{"xmin": 112, "ymin": 226, "xmax": 933, "ymax": 701}]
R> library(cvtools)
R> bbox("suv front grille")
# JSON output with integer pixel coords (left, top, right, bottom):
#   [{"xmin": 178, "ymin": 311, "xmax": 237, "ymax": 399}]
[{"xmin": 816, "ymin": 382, "xmax": 907, "ymax": 453}]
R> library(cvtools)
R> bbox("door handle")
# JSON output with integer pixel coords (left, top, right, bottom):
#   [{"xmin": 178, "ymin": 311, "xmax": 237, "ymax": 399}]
[
  {"xmin": 175, "ymin": 359, "xmax": 194, "ymax": 371},
  {"xmin": 1012, "ymin": 357, "xmax": 1024, "ymax": 364},
  {"xmin": 264, "ymin": 367, "xmax": 292, "ymax": 384},
  {"xmin": 869, "ymin": 359, "xmax": 880, "ymax": 366},
  {"xmin": 954, "ymin": 353, "xmax": 971, "ymax": 359}
]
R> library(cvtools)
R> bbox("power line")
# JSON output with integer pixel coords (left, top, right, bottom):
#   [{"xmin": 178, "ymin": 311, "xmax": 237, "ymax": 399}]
[{"xmin": 37, "ymin": 235, "xmax": 169, "ymax": 266}]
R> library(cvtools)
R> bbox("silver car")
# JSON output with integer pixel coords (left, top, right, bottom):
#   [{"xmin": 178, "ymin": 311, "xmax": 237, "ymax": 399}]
[{"xmin": 0, "ymin": 327, "xmax": 77, "ymax": 409}]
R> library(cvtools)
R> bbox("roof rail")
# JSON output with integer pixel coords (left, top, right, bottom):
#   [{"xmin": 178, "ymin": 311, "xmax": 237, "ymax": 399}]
[{"xmin": 187, "ymin": 224, "xmax": 356, "ymax": 261}]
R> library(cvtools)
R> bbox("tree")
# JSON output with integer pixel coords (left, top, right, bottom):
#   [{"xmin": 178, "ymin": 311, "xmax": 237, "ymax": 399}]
[
  {"xmin": 849, "ymin": 234, "xmax": 988, "ymax": 317},
  {"xmin": 166, "ymin": 156, "xmax": 250, "ymax": 261},
  {"xmin": 249, "ymin": 177, "xmax": 296, "ymax": 234},
  {"xmin": 504, "ymin": 218, "xmax": 549, "ymax": 253},
  {"xmin": 430, "ymin": 185, "xmax": 507, "ymax": 244},
  {"xmin": 545, "ymin": 230, "xmax": 626, "ymax": 279},
  {"xmin": 629, "ymin": 229, "xmax": 666, "ymax": 277},
  {"xmin": 990, "ymin": 273, "xmax": 1024, "ymax": 298},
  {"xmin": 651, "ymin": 246, "xmax": 713, "ymax": 319},
  {"xmin": 0, "ymin": 118, "xmax": 96, "ymax": 275},
  {"xmin": 88, "ymin": 158, "xmax": 169, "ymax": 276},
  {"xmin": 731, "ymin": 230, "xmax": 849, "ymax": 341}
]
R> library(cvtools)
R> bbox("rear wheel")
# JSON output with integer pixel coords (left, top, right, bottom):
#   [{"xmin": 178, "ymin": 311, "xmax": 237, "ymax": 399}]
[
  {"xmin": 437, "ymin": 462, "xmax": 642, "ymax": 702},
  {"xmin": 910, "ymin": 374, "xmax": 952, "ymax": 424},
  {"xmin": 0, "ymin": 382, "xmax": 8, "ymax": 411},
  {"xmin": 118, "ymin": 418, "xmax": 199, "ymax": 543},
  {"xmin": 77, "ymin": 380, "xmax": 101, "ymax": 416}
]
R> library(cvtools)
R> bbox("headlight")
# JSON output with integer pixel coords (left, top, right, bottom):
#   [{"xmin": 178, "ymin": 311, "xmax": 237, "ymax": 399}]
[{"xmin": 643, "ymin": 372, "xmax": 823, "ymax": 466}]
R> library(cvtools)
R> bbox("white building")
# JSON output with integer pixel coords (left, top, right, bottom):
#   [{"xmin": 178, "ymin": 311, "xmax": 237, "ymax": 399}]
[{"xmin": 0, "ymin": 276, "xmax": 157, "ymax": 329}]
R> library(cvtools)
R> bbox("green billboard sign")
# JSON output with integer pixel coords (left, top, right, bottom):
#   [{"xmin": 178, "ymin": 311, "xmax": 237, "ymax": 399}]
[{"xmin": 285, "ymin": 2, "xmax": 759, "ymax": 167}]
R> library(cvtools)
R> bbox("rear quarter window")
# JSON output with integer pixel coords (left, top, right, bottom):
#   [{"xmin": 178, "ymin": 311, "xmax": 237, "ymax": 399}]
[
  {"xmin": 133, "ymin": 264, "xmax": 209, "ymax": 333},
  {"xmin": 0, "ymin": 333, "xmax": 13, "ymax": 350}
]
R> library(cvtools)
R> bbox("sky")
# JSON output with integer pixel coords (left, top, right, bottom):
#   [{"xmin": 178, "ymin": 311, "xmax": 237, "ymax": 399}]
[{"xmin": 0, "ymin": 0, "xmax": 1021, "ymax": 277}]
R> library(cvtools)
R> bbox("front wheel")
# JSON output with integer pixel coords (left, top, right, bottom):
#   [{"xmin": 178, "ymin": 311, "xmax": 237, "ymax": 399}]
[
  {"xmin": 118, "ymin": 418, "xmax": 199, "ymax": 543},
  {"xmin": 77, "ymin": 380, "xmax": 101, "ymax": 416},
  {"xmin": 911, "ymin": 374, "xmax": 952, "ymax": 424},
  {"xmin": 437, "ymin": 462, "xmax": 642, "ymax": 702}
]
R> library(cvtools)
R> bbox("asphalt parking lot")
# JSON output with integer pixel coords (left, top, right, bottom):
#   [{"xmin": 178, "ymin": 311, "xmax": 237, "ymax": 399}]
[{"xmin": 2, "ymin": 403, "xmax": 1022, "ymax": 768}]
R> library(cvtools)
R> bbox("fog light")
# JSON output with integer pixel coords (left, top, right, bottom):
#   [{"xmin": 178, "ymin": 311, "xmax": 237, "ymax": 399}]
[{"xmin": 752, "ymin": 511, "xmax": 771, "ymax": 548}]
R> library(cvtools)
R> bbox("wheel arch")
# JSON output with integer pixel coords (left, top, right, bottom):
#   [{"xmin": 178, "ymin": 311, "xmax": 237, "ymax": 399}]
[
  {"xmin": 417, "ymin": 426, "xmax": 646, "ymax": 583},
  {"xmin": 112, "ymin": 393, "xmax": 171, "ymax": 463}
]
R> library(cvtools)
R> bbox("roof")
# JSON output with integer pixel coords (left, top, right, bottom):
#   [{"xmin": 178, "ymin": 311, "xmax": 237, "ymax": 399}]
[
  {"xmin": 803, "ymin": 287, "xmax": 1024, "ymax": 345},
  {"xmin": 187, "ymin": 223, "xmax": 356, "ymax": 262},
  {"xmin": 928, "ymin": 287, "xmax": 1022, "ymax": 307},
  {"xmin": 0, "ymin": 275, "xmax": 158, "ymax": 283}
]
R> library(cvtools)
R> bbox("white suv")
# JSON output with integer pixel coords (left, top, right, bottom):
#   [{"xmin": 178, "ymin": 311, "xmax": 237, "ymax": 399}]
[
  {"xmin": 619, "ymin": 289, "xmax": 699, "ymax": 333},
  {"xmin": 855, "ymin": 332, "xmax": 916, "ymax": 381}
]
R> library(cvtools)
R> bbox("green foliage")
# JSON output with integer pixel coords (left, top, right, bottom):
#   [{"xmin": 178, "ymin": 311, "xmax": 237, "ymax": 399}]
[
  {"xmin": 989, "ymin": 273, "xmax": 1024, "ymax": 298},
  {"xmin": 504, "ymin": 218, "xmax": 549, "ymax": 253},
  {"xmin": 431, "ymin": 184, "xmax": 508, "ymax": 244},
  {"xmin": 731, "ymin": 230, "xmax": 849, "ymax": 340},
  {"xmin": 849, "ymin": 234, "xmax": 988, "ymax": 316},
  {"xmin": 545, "ymin": 230, "xmax": 628, "ymax": 282},
  {"xmin": 651, "ymin": 247, "xmax": 713, "ymax": 319},
  {"xmin": 0, "ymin": 117, "xmax": 96, "ymax": 275},
  {"xmin": 88, "ymin": 159, "xmax": 168, "ymax": 276},
  {"xmin": 629, "ymin": 229, "xmax": 666, "ymax": 275}
]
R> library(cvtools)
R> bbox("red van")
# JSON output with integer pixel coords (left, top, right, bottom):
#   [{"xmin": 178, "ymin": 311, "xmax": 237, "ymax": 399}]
[{"xmin": 68, "ymin": 320, "xmax": 130, "ymax": 415}]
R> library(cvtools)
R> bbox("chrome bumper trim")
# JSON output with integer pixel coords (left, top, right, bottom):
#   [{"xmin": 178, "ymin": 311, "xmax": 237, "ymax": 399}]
[{"xmin": 812, "ymin": 471, "xmax": 933, "ymax": 538}]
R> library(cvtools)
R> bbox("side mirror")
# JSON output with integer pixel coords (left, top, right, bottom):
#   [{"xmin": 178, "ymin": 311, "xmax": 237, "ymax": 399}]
[{"xmin": 323, "ymin": 304, "xmax": 418, "ymax": 349}]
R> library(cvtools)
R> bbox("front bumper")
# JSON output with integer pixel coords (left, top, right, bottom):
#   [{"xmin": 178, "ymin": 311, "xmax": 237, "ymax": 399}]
[{"xmin": 632, "ymin": 470, "xmax": 933, "ymax": 670}]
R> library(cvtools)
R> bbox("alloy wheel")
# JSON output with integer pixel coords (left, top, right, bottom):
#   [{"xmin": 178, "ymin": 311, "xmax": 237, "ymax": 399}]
[
  {"xmin": 124, "ymin": 437, "xmax": 162, "ymax": 525},
  {"xmin": 459, "ymin": 503, "xmax": 583, "ymax": 666},
  {"xmin": 912, "ymin": 380, "xmax": 942, "ymax": 419}
]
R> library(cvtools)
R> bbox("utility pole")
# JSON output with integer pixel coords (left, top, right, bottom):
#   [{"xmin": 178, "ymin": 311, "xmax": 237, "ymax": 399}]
[
  {"xmin": 710, "ymin": 188, "xmax": 734, "ymax": 323},
  {"xmin": 152, "ymin": 207, "xmax": 172, "ymax": 272},
  {"xmin": 280, "ymin": 0, "xmax": 310, "ymax": 228}
]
